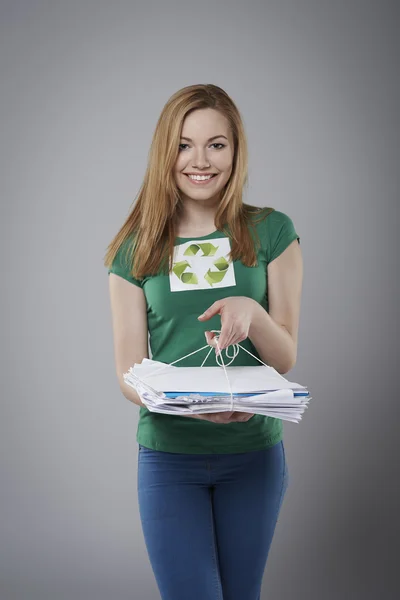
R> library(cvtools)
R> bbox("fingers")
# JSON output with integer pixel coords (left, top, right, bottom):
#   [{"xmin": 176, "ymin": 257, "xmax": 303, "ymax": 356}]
[
  {"xmin": 198, "ymin": 411, "xmax": 234, "ymax": 424},
  {"xmin": 205, "ymin": 331, "xmax": 223, "ymax": 357},
  {"xmin": 204, "ymin": 331, "xmax": 216, "ymax": 346},
  {"xmin": 229, "ymin": 412, "xmax": 254, "ymax": 422},
  {"xmin": 196, "ymin": 411, "xmax": 254, "ymax": 424},
  {"xmin": 216, "ymin": 323, "xmax": 234, "ymax": 352},
  {"xmin": 210, "ymin": 413, "xmax": 233, "ymax": 424},
  {"xmin": 182, "ymin": 410, "xmax": 254, "ymax": 423},
  {"xmin": 205, "ymin": 329, "xmax": 248, "ymax": 357}
]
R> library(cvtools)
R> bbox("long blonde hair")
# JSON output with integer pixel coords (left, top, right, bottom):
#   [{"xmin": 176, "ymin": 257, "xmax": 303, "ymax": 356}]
[{"xmin": 104, "ymin": 83, "xmax": 273, "ymax": 280}]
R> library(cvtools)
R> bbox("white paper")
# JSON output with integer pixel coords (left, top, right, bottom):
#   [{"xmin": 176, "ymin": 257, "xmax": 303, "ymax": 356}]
[
  {"xmin": 123, "ymin": 359, "xmax": 312, "ymax": 423},
  {"xmin": 132, "ymin": 363, "xmax": 305, "ymax": 393}
]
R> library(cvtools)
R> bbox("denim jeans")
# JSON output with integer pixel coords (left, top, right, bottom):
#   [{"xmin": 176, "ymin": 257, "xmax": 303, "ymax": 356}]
[{"xmin": 137, "ymin": 440, "xmax": 289, "ymax": 600}]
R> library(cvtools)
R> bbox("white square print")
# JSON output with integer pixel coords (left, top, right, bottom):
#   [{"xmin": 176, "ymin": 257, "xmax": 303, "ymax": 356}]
[{"xmin": 170, "ymin": 237, "xmax": 236, "ymax": 292}]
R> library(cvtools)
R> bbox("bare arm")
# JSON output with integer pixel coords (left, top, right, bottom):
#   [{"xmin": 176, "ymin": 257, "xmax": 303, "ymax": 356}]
[
  {"xmin": 108, "ymin": 273, "xmax": 149, "ymax": 407},
  {"xmin": 248, "ymin": 238, "xmax": 303, "ymax": 374}
]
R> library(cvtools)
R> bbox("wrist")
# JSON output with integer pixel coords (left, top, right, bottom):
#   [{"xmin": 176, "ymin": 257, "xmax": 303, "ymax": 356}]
[{"xmin": 249, "ymin": 300, "xmax": 263, "ymax": 337}]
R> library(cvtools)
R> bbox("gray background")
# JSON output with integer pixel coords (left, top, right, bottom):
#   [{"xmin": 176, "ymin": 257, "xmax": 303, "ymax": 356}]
[{"xmin": 1, "ymin": 1, "xmax": 399, "ymax": 599}]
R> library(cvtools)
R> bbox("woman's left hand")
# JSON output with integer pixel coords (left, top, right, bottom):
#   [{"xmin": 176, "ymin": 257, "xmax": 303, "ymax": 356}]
[{"xmin": 197, "ymin": 296, "xmax": 258, "ymax": 354}]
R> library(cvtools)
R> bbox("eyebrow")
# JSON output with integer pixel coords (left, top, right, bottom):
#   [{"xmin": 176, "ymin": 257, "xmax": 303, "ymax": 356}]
[{"xmin": 180, "ymin": 135, "xmax": 228, "ymax": 142}]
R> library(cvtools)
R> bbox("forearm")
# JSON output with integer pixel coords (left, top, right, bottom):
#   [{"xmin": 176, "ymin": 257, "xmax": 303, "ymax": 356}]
[
  {"xmin": 248, "ymin": 302, "xmax": 296, "ymax": 375},
  {"xmin": 119, "ymin": 379, "xmax": 147, "ymax": 408}
]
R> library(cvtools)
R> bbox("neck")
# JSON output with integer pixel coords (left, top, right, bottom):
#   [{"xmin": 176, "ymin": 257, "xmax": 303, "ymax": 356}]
[{"xmin": 176, "ymin": 196, "xmax": 220, "ymax": 231}]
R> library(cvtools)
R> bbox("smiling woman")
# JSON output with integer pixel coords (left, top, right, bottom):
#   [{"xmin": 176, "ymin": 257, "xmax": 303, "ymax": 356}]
[
  {"xmin": 174, "ymin": 109, "xmax": 234, "ymax": 210},
  {"xmin": 104, "ymin": 83, "xmax": 302, "ymax": 600}
]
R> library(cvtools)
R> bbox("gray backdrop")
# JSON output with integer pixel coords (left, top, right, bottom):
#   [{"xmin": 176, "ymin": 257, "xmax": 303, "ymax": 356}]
[{"xmin": 1, "ymin": 1, "xmax": 399, "ymax": 599}]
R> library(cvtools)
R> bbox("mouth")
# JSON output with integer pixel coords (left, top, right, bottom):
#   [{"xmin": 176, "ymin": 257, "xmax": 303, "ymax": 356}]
[{"xmin": 184, "ymin": 174, "xmax": 218, "ymax": 185}]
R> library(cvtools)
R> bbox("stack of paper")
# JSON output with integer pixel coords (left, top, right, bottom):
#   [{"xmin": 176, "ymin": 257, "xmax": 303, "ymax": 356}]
[{"xmin": 123, "ymin": 359, "xmax": 311, "ymax": 423}]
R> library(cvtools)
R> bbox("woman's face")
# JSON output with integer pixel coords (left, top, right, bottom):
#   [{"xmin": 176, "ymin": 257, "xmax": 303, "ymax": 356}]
[{"xmin": 173, "ymin": 108, "xmax": 234, "ymax": 206}]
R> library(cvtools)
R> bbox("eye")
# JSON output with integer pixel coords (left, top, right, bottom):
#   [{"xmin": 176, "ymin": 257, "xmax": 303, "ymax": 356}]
[{"xmin": 178, "ymin": 143, "xmax": 226, "ymax": 151}]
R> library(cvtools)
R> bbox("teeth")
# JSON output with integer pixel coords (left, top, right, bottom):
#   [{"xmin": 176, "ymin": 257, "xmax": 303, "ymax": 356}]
[{"xmin": 188, "ymin": 174, "xmax": 214, "ymax": 181}]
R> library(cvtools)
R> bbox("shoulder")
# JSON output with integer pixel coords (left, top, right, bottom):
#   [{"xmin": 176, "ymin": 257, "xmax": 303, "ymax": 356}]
[
  {"xmin": 109, "ymin": 235, "xmax": 134, "ymax": 269},
  {"xmin": 263, "ymin": 208, "xmax": 298, "ymax": 230},
  {"xmin": 244, "ymin": 204, "xmax": 274, "ymax": 230},
  {"xmin": 263, "ymin": 209, "xmax": 300, "ymax": 264},
  {"xmin": 243, "ymin": 205, "xmax": 300, "ymax": 262},
  {"xmin": 244, "ymin": 204, "xmax": 274, "ymax": 219},
  {"xmin": 107, "ymin": 234, "xmax": 141, "ymax": 286}
]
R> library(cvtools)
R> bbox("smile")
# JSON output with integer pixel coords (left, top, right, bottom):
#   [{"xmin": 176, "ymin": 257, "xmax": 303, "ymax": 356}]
[{"xmin": 185, "ymin": 174, "xmax": 218, "ymax": 185}]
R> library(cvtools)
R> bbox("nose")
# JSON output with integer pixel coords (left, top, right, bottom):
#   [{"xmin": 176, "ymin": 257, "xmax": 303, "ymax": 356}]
[{"xmin": 192, "ymin": 148, "xmax": 211, "ymax": 168}]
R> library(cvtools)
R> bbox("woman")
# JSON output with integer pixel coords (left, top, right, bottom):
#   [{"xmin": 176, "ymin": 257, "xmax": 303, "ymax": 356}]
[{"xmin": 105, "ymin": 84, "xmax": 303, "ymax": 600}]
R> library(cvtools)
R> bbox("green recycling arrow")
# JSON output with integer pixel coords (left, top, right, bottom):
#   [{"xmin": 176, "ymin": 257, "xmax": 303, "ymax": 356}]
[
  {"xmin": 172, "ymin": 260, "xmax": 198, "ymax": 284},
  {"xmin": 183, "ymin": 243, "xmax": 218, "ymax": 257},
  {"xmin": 204, "ymin": 256, "xmax": 230, "ymax": 286}
]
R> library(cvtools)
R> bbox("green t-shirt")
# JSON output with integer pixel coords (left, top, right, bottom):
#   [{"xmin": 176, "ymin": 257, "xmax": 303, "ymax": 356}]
[{"xmin": 108, "ymin": 207, "xmax": 300, "ymax": 454}]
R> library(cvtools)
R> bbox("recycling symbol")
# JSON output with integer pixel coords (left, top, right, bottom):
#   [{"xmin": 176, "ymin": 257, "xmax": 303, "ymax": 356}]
[
  {"xmin": 172, "ymin": 260, "xmax": 199, "ymax": 285},
  {"xmin": 204, "ymin": 256, "xmax": 229, "ymax": 286},
  {"xmin": 172, "ymin": 242, "xmax": 230, "ymax": 287},
  {"xmin": 183, "ymin": 242, "xmax": 217, "ymax": 257}
]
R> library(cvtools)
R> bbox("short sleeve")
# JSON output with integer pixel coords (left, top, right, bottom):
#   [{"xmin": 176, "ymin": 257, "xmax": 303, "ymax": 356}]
[
  {"xmin": 265, "ymin": 210, "xmax": 300, "ymax": 264},
  {"xmin": 107, "ymin": 238, "xmax": 143, "ymax": 288}
]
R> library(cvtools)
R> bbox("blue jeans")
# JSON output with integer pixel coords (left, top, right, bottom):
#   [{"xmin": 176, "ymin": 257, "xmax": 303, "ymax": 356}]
[{"xmin": 137, "ymin": 440, "xmax": 289, "ymax": 600}]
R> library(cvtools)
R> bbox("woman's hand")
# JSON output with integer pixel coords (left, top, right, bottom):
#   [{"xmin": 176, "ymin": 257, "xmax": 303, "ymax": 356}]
[
  {"xmin": 198, "ymin": 296, "xmax": 259, "ymax": 355},
  {"xmin": 183, "ymin": 411, "xmax": 254, "ymax": 424},
  {"xmin": 195, "ymin": 296, "xmax": 258, "ymax": 423}
]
